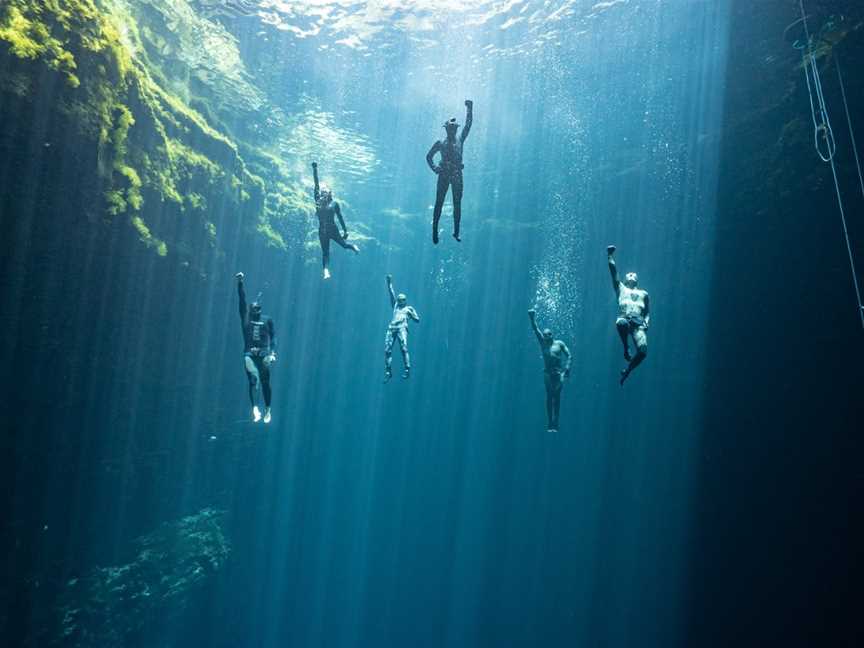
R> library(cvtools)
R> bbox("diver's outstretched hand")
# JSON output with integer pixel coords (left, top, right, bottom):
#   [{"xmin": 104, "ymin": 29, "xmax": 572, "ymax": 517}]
[
  {"xmin": 235, "ymin": 272, "xmax": 244, "ymax": 282},
  {"xmin": 465, "ymin": 99, "xmax": 473, "ymax": 108},
  {"xmin": 607, "ymin": 245, "xmax": 616, "ymax": 256},
  {"xmin": 528, "ymin": 308, "xmax": 536, "ymax": 319},
  {"xmin": 312, "ymin": 161, "xmax": 317, "ymax": 169},
  {"xmin": 386, "ymin": 274, "xmax": 392, "ymax": 284}
]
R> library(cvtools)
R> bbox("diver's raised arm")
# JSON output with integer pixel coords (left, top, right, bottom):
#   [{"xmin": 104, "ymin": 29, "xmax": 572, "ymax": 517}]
[
  {"xmin": 426, "ymin": 141, "xmax": 441, "ymax": 174},
  {"xmin": 528, "ymin": 308, "xmax": 543, "ymax": 343},
  {"xmin": 607, "ymin": 245, "xmax": 620, "ymax": 296},
  {"xmin": 386, "ymin": 274, "xmax": 396, "ymax": 307},
  {"xmin": 236, "ymin": 272, "xmax": 247, "ymax": 323},
  {"xmin": 312, "ymin": 161, "xmax": 320, "ymax": 203},
  {"xmin": 461, "ymin": 99, "xmax": 473, "ymax": 142}
]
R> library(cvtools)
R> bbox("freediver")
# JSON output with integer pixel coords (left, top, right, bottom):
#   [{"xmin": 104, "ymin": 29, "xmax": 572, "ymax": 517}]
[
  {"xmin": 384, "ymin": 274, "xmax": 420, "ymax": 382},
  {"xmin": 426, "ymin": 99, "xmax": 473, "ymax": 244},
  {"xmin": 528, "ymin": 309, "xmax": 571, "ymax": 433},
  {"xmin": 312, "ymin": 161, "xmax": 359, "ymax": 279},
  {"xmin": 607, "ymin": 245, "xmax": 650, "ymax": 385},
  {"xmin": 236, "ymin": 272, "xmax": 277, "ymax": 423}
]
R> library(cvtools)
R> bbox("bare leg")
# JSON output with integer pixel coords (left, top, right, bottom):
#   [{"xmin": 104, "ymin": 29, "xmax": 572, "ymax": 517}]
[
  {"xmin": 620, "ymin": 328, "xmax": 647, "ymax": 385},
  {"xmin": 616, "ymin": 319, "xmax": 631, "ymax": 361}
]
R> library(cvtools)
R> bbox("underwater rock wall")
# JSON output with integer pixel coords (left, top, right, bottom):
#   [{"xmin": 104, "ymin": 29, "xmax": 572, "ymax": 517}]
[
  {"xmin": 0, "ymin": 0, "xmax": 304, "ymax": 265},
  {"xmin": 54, "ymin": 508, "xmax": 230, "ymax": 647}
]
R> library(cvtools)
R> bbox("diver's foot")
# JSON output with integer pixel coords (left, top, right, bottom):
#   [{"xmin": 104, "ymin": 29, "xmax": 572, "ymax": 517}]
[
  {"xmin": 453, "ymin": 233, "xmax": 461, "ymax": 242},
  {"xmin": 323, "ymin": 268, "xmax": 331, "ymax": 280},
  {"xmin": 547, "ymin": 428, "xmax": 558, "ymax": 433},
  {"xmin": 619, "ymin": 369, "xmax": 629, "ymax": 386},
  {"xmin": 432, "ymin": 229, "xmax": 439, "ymax": 245},
  {"xmin": 623, "ymin": 348, "xmax": 632, "ymax": 362},
  {"xmin": 402, "ymin": 367, "xmax": 411, "ymax": 380},
  {"xmin": 252, "ymin": 405, "xmax": 262, "ymax": 423},
  {"xmin": 383, "ymin": 369, "xmax": 392, "ymax": 383},
  {"xmin": 263, "ymin": 407, "xmax": 271, "ymax": 424}
]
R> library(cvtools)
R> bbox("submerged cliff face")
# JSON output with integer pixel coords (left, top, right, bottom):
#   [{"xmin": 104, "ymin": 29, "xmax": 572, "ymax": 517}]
[
  {"xmin": 55, "ymin": 509, "xmax": 230, "ymax": 647},
  {"xmin": 0, "ymin": 0, "xmax": 306, "ymax": 266}
]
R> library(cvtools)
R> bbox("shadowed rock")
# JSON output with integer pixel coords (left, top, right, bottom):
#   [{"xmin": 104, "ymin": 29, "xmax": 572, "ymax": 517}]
[{"xmin": 55, "ymin": 509, "xmax": 230, "ymax": 647}]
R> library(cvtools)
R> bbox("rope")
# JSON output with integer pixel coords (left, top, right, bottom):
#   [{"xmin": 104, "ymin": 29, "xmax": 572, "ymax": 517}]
[
  {"xmin": 835, "ymin": 54, "xmax": 864, "ymax": 201},
  {"xmin": 799, "ymin": 3, "xmax": 836, "ymax": 161},
  {"xmin": 827, "ymin": 151, "xmax": 864, "ymax": 328},
  {"xmin": 797, "ymin": 0, "xmax": 864, "ymax": 328}
]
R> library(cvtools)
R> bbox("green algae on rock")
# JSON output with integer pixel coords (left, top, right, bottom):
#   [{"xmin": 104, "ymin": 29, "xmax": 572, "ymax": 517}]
[{"xmin": 0, "ymin": 0, "xmax": 277, "ymax": 260}]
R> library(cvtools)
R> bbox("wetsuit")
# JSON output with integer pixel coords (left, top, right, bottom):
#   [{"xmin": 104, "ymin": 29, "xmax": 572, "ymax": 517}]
[
  {"xmin": 385, "ymin": 304, "xmax": 418, "ymax": 366},
  {"xmin": 238, "ymin": 281, "xmax": 275, "ymax": 408},
  {"xmin": 426, "ymin": 103, "xmax": 473, "ymax": 243},
  {"xmin": 385, "ymin": 279, "xmax": 420, "ymax": 377},
  {"xmin": 317, "ymin": 202, "xmax": 352, "ymax": 271},
  {"xmin": 312, "ymin": 163, "xmax": 354, "ymax": 271}
]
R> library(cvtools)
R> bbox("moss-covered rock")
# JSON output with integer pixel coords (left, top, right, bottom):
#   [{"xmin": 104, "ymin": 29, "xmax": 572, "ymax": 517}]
[{"xmin": 0, "ymin": 0, "xmax": 283, "ymax": 260}]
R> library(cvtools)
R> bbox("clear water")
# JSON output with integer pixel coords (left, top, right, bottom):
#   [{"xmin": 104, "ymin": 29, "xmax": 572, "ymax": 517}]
[
  {"xmin": 1, "ymin": 1, "xmax": 797, "ymax": 646},
  {"xmin": 200, "ymin": 3, "xmax": 729, "ymax": 645}
]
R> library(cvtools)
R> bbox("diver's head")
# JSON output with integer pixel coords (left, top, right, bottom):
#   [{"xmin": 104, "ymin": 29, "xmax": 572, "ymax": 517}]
[
  {"xmin": 542, "ymin": 328, "xmax": 554, "ymax": 344},
  {"xmin": 318, "ymin": 184, "xmax": 333, "ymax": 205},
  {"xmin": 443, "ymin": 118, "xmax": 459, "ymax": 137},
  {"xmin": 250, "ymin": 302, "xmax": 262, "ymax": 320},
  {"xmin": 624, "ymin": 272, "xmax": 638, "ymax": 288},
  {"xmin": 396, "ymin": 293, "xmax": 408, "ymax": 307}
]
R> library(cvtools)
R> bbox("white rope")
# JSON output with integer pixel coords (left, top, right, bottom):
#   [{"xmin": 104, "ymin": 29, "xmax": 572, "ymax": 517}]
[
  {"xmin": 798, "ymin": 1, "xmax": 864, "ymax": 328},
  {"xmin": 835, "ymin": 55, "xmax": 864, "ymax": 202},
  {"xmin": 799, "ymin": 3, "xmax": 836, "ymax": 161},
  {"xmin": 827, "ymin": 149, "xmax": 864, "ymax": 328}
]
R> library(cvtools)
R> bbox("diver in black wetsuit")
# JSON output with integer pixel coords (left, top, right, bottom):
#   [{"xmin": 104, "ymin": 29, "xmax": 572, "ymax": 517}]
[
  {"xmin": 426, "ymin": 99, "xmax": 473, "ymax": 244},
  {"xmin": 236, "ymin": 272, "xmax": 276, "ymax": 423},
  {"xmin": 312, "ymin": 161, "xmax": 359, "ymax": 279},
  {"xmin": 528, "ymin": 309, "xmax": 571, "ymax": 432}
]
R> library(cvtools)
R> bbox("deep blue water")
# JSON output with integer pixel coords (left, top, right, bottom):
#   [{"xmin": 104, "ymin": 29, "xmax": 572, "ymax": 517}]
[
  {"xmin": 200, "ymin": 5, "xmax": 726, "ymax": 643},
  {"xmin": 2, "ymin": 1, "xmax": 864, "ymax": 647}
]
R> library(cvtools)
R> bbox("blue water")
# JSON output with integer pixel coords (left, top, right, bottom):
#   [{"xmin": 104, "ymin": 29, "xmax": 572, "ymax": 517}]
[
  {"xmin": 186, "ymin": 3, "xmax": 729, "ymax": 645},
  {"xmin": 15, "ymin": 1, "xmax": 859, "ymax": 647}
]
